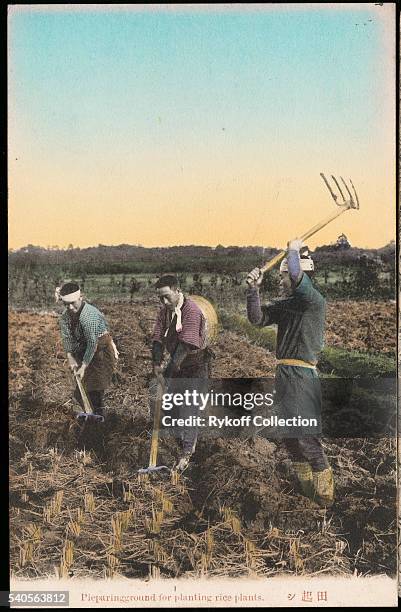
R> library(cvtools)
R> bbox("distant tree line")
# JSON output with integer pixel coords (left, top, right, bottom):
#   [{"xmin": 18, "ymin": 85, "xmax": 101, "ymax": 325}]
[{"xmin": 8, "ymin": 242, "xmax": 395, "ymax": 276}]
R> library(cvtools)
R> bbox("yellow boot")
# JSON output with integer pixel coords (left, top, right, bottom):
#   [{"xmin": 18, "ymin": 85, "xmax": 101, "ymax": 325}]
[
  {"xmin": 293, "ymin": 462, "xmax": 314, "ymax": 500},
  {"xmin": 313, "ymin": 467, "xmax": 334, "ymax": 507}
]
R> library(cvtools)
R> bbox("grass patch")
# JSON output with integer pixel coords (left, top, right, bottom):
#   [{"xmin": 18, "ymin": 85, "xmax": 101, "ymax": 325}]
[
  {"xmin": 219, "ymin": 310, "xmax": 396, "ymax": 378},
  {"xmin": 319, "ymin": 347, "xmax": 396, "ymax": 378},
  {"xmin": 219, "ymin": 310, "xmax": 276, "ymax": 352}
]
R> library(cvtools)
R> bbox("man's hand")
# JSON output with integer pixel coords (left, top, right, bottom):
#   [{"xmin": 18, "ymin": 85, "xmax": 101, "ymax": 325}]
[
  {"xmin": 288, "ymin": 238, "xmax": 304, "ymax": 252},
  {"xmin": 76, "ymin": 363, "xmax": 87, "ymax": 379},
  {"xmin": 246, "ymin": 267, "xmax": 264, "ymax": 287},
  {"xmin": 67, "ymin": 354, "xmax": 78, "ymax": 371}
]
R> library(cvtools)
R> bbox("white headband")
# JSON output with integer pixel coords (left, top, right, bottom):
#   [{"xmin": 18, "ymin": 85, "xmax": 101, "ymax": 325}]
[
  {"xmin": 280, "ymin": 258, "xmax": 314, "ymax": 272},
  {"xmin": 61, "ymin": 290, "xmax": 81, "ymax": 303}
]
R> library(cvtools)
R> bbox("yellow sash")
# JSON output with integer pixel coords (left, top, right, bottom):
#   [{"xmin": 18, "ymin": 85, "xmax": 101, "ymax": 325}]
[{"xmin": 277, "ymin": 358, "xmax": 317, "ymax": 369}]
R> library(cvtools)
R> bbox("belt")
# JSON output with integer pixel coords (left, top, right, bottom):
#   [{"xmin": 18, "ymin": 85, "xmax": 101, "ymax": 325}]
[{"xmin": 277, "ymin": 359, "xmax": 317, "ymax": 369}]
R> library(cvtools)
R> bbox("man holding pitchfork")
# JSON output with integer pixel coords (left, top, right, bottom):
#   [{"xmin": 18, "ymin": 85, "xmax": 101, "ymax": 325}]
[{"xmin": 246, "ymin": 239, "xmax": 334, "ymax": 507}]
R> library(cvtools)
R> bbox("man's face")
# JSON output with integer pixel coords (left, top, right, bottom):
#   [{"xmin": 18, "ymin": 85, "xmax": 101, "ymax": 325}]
[
  {"xmin": 279, "ymin": 272, "xmax": 293, "ymax": 297},
  {"xmin": 64, "ymin": 297, "xmax": 83, "ymax": 313},
  {"xmin": 157, "ymin": 286, "xmax": 180, "ymax": 310}
]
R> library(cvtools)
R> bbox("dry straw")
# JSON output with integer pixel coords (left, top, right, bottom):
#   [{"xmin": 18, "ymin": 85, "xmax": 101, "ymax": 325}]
[{"xmin": 84, "ymin": 492, "xmax": 96, "ymax": 513}]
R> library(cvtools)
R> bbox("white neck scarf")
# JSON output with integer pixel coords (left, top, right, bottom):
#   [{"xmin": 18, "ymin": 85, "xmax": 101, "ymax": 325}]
[
  {"xmin": 165, "ymin": 292, "xmax": 185, "ymax": 336},
  {"xmin": 174, "ymin": 292, "xmax": 185, "ymax": 332}
]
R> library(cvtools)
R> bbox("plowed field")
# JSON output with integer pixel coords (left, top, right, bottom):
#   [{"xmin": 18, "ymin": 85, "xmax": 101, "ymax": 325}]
[{"xmin": 9, "ymin": 302, "xmax": 396, "ymax": 580}]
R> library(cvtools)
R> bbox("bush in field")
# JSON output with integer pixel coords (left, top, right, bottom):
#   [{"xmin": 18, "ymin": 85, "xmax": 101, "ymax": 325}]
[
  {"xmin": 191, "ymin": 273, "xmax": 204, "ymax": 294},
  {"xmin": 178, "ymin": 273, "xmax": 188, "ymax": 290},
  {"xmin": 352, "ymin": 256, "xmax": 382, "ymax": 298}
]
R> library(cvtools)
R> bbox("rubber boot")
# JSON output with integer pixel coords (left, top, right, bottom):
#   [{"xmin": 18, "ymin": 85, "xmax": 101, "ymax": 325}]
[
  {"xmin": 313, "ymin": 467, "xmax": 334, "ymax": 507},
  {"xmin": 292, "ymin": 462, "xmax": 314, "ymax": 500}
]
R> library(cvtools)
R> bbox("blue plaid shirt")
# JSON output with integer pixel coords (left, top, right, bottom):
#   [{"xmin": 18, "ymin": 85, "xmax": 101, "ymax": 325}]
[{"xmin": 59, "ymin": 302, "xmax": 109, "ymax": 365}]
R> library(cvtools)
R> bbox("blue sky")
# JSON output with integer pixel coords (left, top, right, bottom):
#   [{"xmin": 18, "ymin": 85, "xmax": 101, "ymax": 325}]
[{"xmin": 9, "ymin": 4, "xmax": 395, "ymax": 248}]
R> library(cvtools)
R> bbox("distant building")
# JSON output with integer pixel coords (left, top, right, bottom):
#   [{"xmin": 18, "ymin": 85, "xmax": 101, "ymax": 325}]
[{"xmin": 335, "ymin": 233, "xmax": 351, "ymax": 249}]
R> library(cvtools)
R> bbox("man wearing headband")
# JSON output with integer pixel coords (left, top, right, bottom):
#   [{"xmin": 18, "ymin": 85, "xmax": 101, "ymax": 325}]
[
  {"xmin": 56, "ymin": 282, "xmax": 118, "ymax": 418},
  {"xmin": 246, "ymin": 240, "xmax": 334, "ymax": 507},
  {"xmin": 152, "ymin": 275, "xmax": 212, "ymax": 471}
]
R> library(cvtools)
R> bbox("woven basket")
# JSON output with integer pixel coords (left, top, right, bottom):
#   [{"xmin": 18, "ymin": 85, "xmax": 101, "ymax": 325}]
[{"xmin": 189, "ymin": 295, "xmax": 219, "ymax": 345}]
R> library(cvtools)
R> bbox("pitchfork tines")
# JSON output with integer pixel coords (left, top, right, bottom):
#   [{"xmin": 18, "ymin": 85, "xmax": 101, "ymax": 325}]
[
  {"xmin": 320, "ymin": 173, "xmax": 359, "ymax": 210},
  {"xmin": 258, "ymin": 172, "xmax": 360, "ymax": 274}
]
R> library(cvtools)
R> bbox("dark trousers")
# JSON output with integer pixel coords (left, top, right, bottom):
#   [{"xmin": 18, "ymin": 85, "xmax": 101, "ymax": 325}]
[
  {"xmin": 283, "ymin": 437, "xmax": 329, "ymax": 472},
  {"xmin": 171, "ymin": 355, "xmax": 211, "ymax": 455}
]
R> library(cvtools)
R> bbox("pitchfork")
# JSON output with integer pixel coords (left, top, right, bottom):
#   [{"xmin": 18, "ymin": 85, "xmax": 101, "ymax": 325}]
[{"xmin": 259, "ymin": 173, "xmax": 360, "ymax": 273}]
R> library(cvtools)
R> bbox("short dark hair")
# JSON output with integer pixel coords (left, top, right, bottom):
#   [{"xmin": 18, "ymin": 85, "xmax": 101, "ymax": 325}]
[
  {"xmin": 155, "ymin": 275, "xmax": 179, "ymax": 290},
  {"xmin": 60, "ymin": 282, "xmax": 80, "ymax": 296}
]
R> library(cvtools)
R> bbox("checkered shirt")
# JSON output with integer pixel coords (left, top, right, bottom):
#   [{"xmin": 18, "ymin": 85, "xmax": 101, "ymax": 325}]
[{"xmin": 59, "ymin": 302, "xmax": 109, "ymax": 365}]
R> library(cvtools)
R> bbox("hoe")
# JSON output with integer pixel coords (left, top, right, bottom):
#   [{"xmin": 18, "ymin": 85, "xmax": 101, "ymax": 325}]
[
  {"xmin": 138, "ymin": 373, "xmax": 170, "ymax": 474},
  {"xmin": 260, "ymin": 173, "xmax": 360, "ymax": 273},
  {"xmin": 73, "ymin": 369, "xmax": 105, "ymax": 424}
]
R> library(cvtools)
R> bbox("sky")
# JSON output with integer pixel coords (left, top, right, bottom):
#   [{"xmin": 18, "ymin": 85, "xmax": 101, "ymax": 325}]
[{"xmin": 8, "ymin": 3, "xmax": 395, "ymax": 250}]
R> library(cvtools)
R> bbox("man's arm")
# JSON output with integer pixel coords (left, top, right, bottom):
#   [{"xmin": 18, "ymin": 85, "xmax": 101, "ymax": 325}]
[
  {"xmin": 246, "ymin": 267, "xmax": 264, "ymax": 325},
  {"xmin": 287, "ymin": 239, "xmax": 303, "ymax": 286},
  {"xmin": 247, "ymin": 285, "xmax": 264, "ymax": 325},
  {"xmin": 60, "ymin": 316, "xmax": 78, "ymax": 370},
  {"xmin": 78, "ymin": 308, "xmax": 108, "ymax": 377},
  {"xmin": 246, "ymin": 267, "xmax": 279, "ymax": 326},
  {"xmin": 288, "ymin": 239, "xmax": 324, "ymax": 307},
  {"xmin": 81, "ymin": 321, "xmax": 100, "ymax": 367},
  {"xmin": 59, "ymin": 315, "xmax": 74, "ymax": 353},
  {"xmin": 164, "ymin": 342, "xmax": 194, "ymax": 378},
  {"xmin": 152, "ymin": 306, "xmax": 167, "ymax": 343},
  {"xmin": 152, "ymin": 340, "xmax": 164, "ymax": 376}
]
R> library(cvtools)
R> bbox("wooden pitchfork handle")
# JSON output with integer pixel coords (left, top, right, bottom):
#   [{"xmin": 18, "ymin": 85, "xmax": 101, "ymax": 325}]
[
  {"xmin": 259, "ymin": 170, "xmax": 361, "ymax": 274},
  {"xmin": 260, "ymin": 204, "xmax": 352, "ymax": 273}
]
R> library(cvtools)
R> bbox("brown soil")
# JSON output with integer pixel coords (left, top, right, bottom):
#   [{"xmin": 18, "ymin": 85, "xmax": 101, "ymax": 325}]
[
  {"xmin": 9, "ymin": 304, "xmax": 396, "ymax": 580},
  {"xmin": 325, "ymin": 300, "xmax": 396, "ymax": 354}
]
